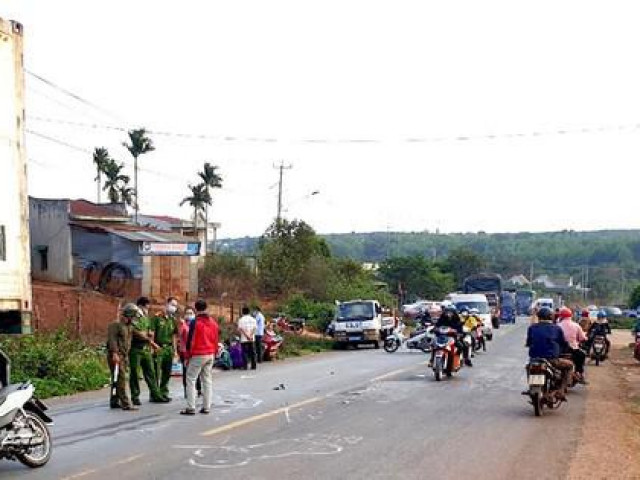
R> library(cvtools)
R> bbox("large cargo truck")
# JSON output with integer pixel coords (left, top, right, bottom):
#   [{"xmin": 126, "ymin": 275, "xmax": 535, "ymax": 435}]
[
  {"xmin": 463, "ymin": 274, "xmax": 503, "ymax": 328},
  {"xmin": 0, "ymin": 18, "xmax": 32, "ymax": 333}
]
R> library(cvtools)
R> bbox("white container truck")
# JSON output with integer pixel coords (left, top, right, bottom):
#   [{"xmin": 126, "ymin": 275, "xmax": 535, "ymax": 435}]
[{"xmin": 0, "ymin": 18, "xmax": 32, "ymax": 334}]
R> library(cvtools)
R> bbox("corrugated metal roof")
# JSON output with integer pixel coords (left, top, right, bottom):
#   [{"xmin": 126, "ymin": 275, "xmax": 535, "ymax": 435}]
[{"xmin": 106, "ymin": 229, "xmax": 196, "ymax": 243}]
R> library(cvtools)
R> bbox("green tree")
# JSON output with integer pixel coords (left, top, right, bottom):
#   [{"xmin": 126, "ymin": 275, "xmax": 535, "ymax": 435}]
[
  {"xmin": 379, "ymin": 256, "xmax": 454, "ymax": 302},
  {"xmin": 102, "ymin": 159, "xmax": 132, "ymax": 206},
  {"xmin": 442, "ymin": 247, "xmax": 487, "ymax": 287},
  {"xmin": 124, "ymin": 128, "xmax": 155, "ymax": 223},
  {"xmin": 628, "ymin": 284, "xmax": 640, "ymax": 309},
  {"xmin": 258, "ymin": 219, "xmax": 331, "ymax": 294},
  {"xmin": 180, "ymin": 183, "xmax": 211, "ymax": 238},
  {"xmin": 198, "ymin": 162, "xmax": 223, "ymax": 254},
  {"xmin": 92, "ymin": 147, "xmax": 111, "ymax": 204}
]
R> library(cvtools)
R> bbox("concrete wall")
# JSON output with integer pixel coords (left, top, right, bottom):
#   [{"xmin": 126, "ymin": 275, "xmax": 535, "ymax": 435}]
[
  {"xmin": 29, "ymin": 198, "xmax": 73, "ymax": 284},
  {"xmin": 0, "ymin": 19, "xmax": 32, "ymax": 333}
]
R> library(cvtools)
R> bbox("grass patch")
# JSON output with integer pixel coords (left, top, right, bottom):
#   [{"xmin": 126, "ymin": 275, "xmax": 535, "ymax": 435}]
[
  {"xmin": 611, "ymin": 317, "xmax": 638, "ymax": 330},
  {"xmin": 0, "ymin": 330, "xmax": 110, "ymax": 399},
  {"xmin": 277, "ymin": 333, "xmax": 335, "ymax": 359}
]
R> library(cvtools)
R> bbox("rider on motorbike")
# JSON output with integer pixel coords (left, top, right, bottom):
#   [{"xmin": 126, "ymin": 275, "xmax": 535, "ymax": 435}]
[
  {"xmin": 525, "ymin": 306, "xmax": 573, "ymax": 400},
  {"xmin": 557, "ymin": 307, "xmax": 587, "ymax": 384},
  {"xmin": 587, "ymin": 310, "xmax": 612, "ymax": 357},
  {"xmin": 430, "ymin": 305, "xmax": 472, "ymax": 367}
]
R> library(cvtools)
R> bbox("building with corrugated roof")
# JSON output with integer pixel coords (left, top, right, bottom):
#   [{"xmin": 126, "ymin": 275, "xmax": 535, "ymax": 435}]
[{"xmin": 29, "ymin": 198, "xmax": 201, "ymax": 303}]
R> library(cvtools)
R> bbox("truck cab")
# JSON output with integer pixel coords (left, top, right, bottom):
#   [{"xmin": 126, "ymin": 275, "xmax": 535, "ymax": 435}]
[{"xmin": 332, "ymin": 300, "xmax": 384, "ymax": 349}]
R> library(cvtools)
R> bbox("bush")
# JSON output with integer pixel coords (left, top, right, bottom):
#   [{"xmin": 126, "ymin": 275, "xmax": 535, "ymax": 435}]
[
  {"xmin": 610, "ymin": 317, "xmax": 637, "ymax": 330},
  {"xmin": 280, "ymin": 294, "xmax": 335, "ymax": 333},
  {"xmin": 277, "ymin": 333, "xmax": 335, "ymax": 358},
  {"xmin": 0, "ymin": 330, "xmax": 110, "ymax": 399}
]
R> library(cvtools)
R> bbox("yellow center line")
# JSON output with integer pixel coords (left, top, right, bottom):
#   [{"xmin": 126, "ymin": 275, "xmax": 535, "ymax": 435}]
[
  {"xmin": 60, "ymin": 469, "xmax": 99, "ymax": 480},
  {"xmin": 113, "ymin": 454, "xmax": 145, "ymax": 466},
  {"xmin": 201, "ymin": 396, "xmax": 322, "ymax": 437}
]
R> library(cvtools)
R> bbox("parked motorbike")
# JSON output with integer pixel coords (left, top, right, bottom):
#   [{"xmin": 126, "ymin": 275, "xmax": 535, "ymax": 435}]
[
  {"xmin": 0, "ymin": 349, "xmax": 52, "ymax": 468},
  {"xmin": 525, "ymin": 358, "xmax": 566, "ymax": 417},
  {"xmin": 262, "ymin": 329, "xmax": 284, "ymax": 361},
  {"xmin": 384, "ymin": 322, "xmax": 434, "ymax": 353},
  {"xmin": 274, "ymin": 316, "xmax": 305, "ymax": 334},
  {"xmin": 432, "ymin": 327, "xmax": 462, "ymax": 381},
  {"xmin": 590, "ymin": 335, "xmax": 607, "ymax": 366}
]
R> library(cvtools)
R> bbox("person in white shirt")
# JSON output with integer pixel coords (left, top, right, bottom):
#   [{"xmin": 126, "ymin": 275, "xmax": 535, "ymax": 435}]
[
  {"xmin": 237, "ymin": 307, "xmax": 257, "ymax": 370},
  {"xmin": 254, "ymin": 307, "xmax": 266, "ymax": 364}
]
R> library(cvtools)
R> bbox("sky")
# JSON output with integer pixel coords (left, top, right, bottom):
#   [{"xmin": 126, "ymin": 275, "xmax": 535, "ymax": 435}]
[{"xmin": 3, "ymin": 0, "xmax": 640, "ymax": 238}]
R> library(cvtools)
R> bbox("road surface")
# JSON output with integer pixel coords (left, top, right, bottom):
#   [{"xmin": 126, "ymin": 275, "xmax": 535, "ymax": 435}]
[{"xmin": 1, "ymin": 319, "xmax": 586, "ymax": 480}]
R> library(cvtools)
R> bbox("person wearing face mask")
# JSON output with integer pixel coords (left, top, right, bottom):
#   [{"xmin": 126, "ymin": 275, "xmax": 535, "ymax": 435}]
[
  {"xmin": 151, "ymin": 296, "xmax": 179, "ymax": 401},
  {"xmin": 178, "ymin": 306, "xmax": 201, "ymax": 398},
  {"xmin": 129, "ymin": 297, "xmax": 166, "ymax": 405}
]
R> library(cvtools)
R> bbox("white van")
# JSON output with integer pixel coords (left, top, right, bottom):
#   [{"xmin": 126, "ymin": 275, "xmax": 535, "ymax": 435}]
[
  {"xmin": 533, "ymin": 298, "xmax": 554, "ymax": 311},
  {"xmin": 449, "ymin": 293, "xmax": 493, "ymax": 340}
]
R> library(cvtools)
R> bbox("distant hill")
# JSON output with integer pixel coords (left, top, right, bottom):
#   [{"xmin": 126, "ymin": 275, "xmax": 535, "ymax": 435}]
[{"xmin": 221, "ymin": 229, "xmax": 640, "ymax": 268}]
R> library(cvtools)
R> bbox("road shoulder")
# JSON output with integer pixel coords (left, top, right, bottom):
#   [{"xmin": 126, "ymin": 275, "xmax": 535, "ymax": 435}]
[{"xmin": 568, "ymin": 331, "xmax": 640, "ymax": 479}]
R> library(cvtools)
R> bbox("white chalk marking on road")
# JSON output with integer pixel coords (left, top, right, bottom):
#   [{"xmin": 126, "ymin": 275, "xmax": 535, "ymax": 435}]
[
  {"xmin": 200, "ymin": 396, "xmax": 323, "ymax": 437},
  {"xmin": 284, "ymin": 407, "xmax": 291, "ymax": 424},
  {"xmin": 369, "ymin": 362, "xmax": 428, "ymax": 383},
  {"xmin": 183, "ymin": 435, "xmax": 356, "ymax": 469},
  {"xmin": 112, "ymin": 454, "xmax": 145, "ymax": 466}
]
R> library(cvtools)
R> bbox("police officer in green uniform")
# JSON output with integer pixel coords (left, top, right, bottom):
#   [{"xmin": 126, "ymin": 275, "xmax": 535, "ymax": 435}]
[
  {"xmin": 129, "ymin": 297, "xmax": 168, "ymax": 404},
  {"xmin": 151, "ymin": 296, "xmax": 179, "ymax": 401},
  {"xmin": 107, "ymin": 303, "xmax": 139, "ymax": 411}
]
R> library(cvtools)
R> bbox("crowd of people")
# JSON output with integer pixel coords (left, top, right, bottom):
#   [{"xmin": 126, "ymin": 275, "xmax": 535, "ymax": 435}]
[
  {"xmin": 525, "ymin": 306, "xmax": 613, "ymax": 399},
  {"xmin": 106, "ymin": 297, "xmax": 266, "ymax": 414}
]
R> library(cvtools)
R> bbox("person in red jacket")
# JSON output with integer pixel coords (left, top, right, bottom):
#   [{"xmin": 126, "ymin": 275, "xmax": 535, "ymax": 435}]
[{"xmin": 180, "ymin": 299, "xmax": 219, "ymax": 415}]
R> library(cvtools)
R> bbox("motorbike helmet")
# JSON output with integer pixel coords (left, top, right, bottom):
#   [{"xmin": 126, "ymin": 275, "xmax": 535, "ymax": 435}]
[
  {"xmin": 459, "ymin": 308, "xmax": 469, "ymax": 316},
  {"xmin": 121, "ymin": 303, "xmax": 142, "ymax": 319},
  {"xmin": 597, "ymin": 310, "xmax": 607, "ymax": 319},
  {"xmin": 537, "ymin": 307, "xmax": 553, "ymax": 321},
  {"xmin": 558, "ymin": 307, "xmax": 572, "ymax": 319}
]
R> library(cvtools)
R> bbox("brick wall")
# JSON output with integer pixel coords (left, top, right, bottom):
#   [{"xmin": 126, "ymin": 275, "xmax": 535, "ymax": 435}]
[{"xmin": 32, "ymin": 284, "xmax": 121, "ymax": 344}]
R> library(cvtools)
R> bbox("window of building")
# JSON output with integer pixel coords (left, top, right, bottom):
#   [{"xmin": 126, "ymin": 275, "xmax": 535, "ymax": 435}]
[
  {"xmin": 0, "ymin": 226, "xmax": 5, "ymax": 261},
  {"xmin": 37, "ymin": 246, "xmax": 48, "ymax": 271}
]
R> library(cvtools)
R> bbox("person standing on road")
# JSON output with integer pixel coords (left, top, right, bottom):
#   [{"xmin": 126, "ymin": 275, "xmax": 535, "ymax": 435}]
[
  {"xmin": 254, "ymin": 306, "xmax": 266, "ymax": 364},
  {"xmin": 129, "ymin": 297, "xmax": 166, "ymax": 405},
  {"xmin": 178, "ymin": 306, "xmax": 201, "ymax": 398},
  {"xmin": 180, "ymin": 299, "xmax": 219, "ymax": 416},
  {"xmin": 238, "ymin": 307, "xmax": 257, "ymax": 370},
  {"xmin": 151, "ymin": 297, "xmax": 179, "ymax": 401},
  {"xmin": 107, "ymin": 303, "xmax": 139, "ymax": 411},
  {"xmin": 557, "ymin": 307, "xmax": 587, "ymax": 384}
]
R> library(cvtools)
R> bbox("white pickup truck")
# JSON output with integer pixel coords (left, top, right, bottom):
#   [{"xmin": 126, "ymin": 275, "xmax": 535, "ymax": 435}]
[{"xmin": 332, "ymin": 300, "xmax": 392, "ymax": 348}]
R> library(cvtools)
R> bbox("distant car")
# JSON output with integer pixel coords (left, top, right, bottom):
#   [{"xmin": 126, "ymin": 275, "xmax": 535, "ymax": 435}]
[
  {"xmin": 402, "ymin": 300, "xmax": 441, "ymax": 318},
  {"xmin": 601, "ymin": 306, "xmax": 623, "ymax": 318}
]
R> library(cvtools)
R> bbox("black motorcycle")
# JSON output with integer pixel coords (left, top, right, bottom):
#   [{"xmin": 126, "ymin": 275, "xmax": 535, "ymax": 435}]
[{"xmin": 525, "ymin": 358, "xmax": 566, "ymax": 417}]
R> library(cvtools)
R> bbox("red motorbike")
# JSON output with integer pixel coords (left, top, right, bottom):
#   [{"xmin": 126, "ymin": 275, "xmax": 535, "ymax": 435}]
[
  {"xmin": 432, "ymin": 326, "xmax": 462, "ymax": 381},
  {"xmin": 262, "ymin": 329, "xmax": 284, "ymax": 361}
]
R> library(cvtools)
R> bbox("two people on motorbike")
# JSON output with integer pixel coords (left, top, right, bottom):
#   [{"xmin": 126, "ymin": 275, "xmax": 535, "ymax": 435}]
[
  {"xmin": 460, "ymin": 308, "xmax": 483, "ymax": 355},
  {"xmin": 526, "ymin": 306, "xmax": 573, "ymax": 400},
  {"xmin": 429, "ymin": 305, "xmax": 473, "ymax": 367},
  {"xmin": 587, "ymin": 310, "xmax": 612, "ymax": 358},
  {"xmin": 556, "ymin": 307, "xmax": 588, "ymax": 384}
]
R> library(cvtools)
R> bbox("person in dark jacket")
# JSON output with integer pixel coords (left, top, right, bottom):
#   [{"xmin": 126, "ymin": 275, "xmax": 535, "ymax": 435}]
[
  {"xmin": 587, "ymin": 310, "xmax": 612, "ymax": 358},
  {"xmin": 525, "ymin": 307, "xmax": 573, "ymax": 399},
  {"xmin": 180, "ymin": 299, "xmax": 219, "ymax": 416},
  {"xmin": 430, "ymin": 306, "xmax": 472, "ymax": 367}
]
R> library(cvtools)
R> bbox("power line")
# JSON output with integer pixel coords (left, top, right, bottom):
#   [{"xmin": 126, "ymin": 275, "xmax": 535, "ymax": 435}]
[{"xmin": 27, "ymin": 114, "xmax": 640, "ymax": 145}]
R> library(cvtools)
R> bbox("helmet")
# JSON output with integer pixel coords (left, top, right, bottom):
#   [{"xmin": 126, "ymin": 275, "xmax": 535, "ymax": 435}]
[
  {"xmin": 581, "ymin": 309, "xmax": 589, "ymax": 318},
  {"xmin": 121, "ymin": 303, "xmax": 142, "ymax": 319},
  {"xmin": 597, "ymin": 310, "xmax": 607, "ymax": 319},
  {"xmin": 537, "ymin": 307, "xmax": 553, "ymax": 321},
  {"xmin": 469, "ymin": 308, "xmax": 479, "ymax": 315},
  {"xmin": 441, "ymin": 300, "xmax": 453, "ymax": 309},
  {"xmin": 558, "ymin": 307, "xmax": 572, "ymax": 319},
  {"xmin": 459, "ymin": 308, "xmax": 469, "ymax": 316}
]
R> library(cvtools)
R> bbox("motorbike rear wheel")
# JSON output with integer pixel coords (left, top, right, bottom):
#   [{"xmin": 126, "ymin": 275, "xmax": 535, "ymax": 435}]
[
  {"xmin": 384, "ymin": 338, "xmax": 399, "ymax": 353},
  {"xmin": 531, "ymin": 392, "xmax": 543, "ymax": 417},
  {"xmin": 595, "ymin": 354, "xmax": 600, "ymax": 366},
  {"xmin": 16, "ymin": 411, "xmax": 52, "ymax": 468}
]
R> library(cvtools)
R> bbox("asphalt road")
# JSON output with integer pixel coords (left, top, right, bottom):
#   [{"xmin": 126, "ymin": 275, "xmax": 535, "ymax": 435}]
[{"xmin": 0, "ymin": 318, "xmax": 587, "ymax": 480}]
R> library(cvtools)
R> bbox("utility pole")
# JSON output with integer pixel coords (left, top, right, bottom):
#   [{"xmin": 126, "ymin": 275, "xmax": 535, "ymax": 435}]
[{"xmin": 274, "ymin": 161, "xmax": 292, "ymax": 224}]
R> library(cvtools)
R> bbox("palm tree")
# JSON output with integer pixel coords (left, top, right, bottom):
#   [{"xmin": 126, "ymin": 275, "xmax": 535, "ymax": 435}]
[
  {"xmin": 180, "ymin": 183, "xmax": 211, "ymax": 243},
  {"xmin": 102, "ymin": 159, "xmax": 131, "ymax": 205},
  {"xmin": 123, "ymin": 128, "xmax": 155, "ymax": 223},
  {"xmin": 92, "ymin": 147, "xmax": 111, "ymax": 203},
  {"xmin": 197, "ymin": 163, "xmax": 223, "ymax": 254}
]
